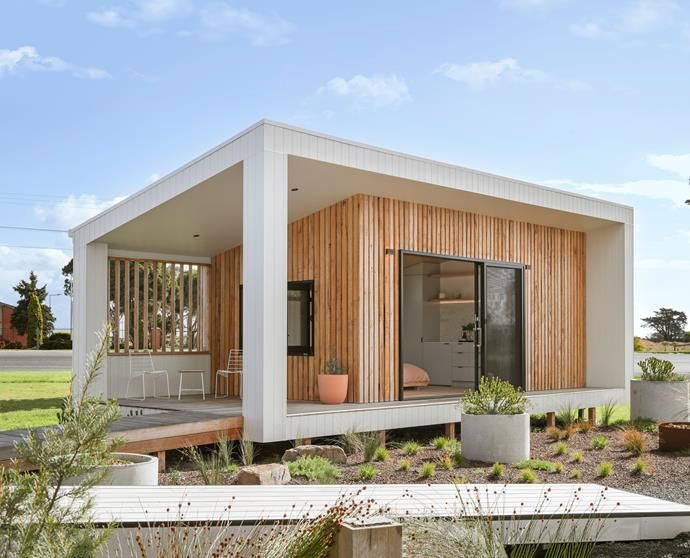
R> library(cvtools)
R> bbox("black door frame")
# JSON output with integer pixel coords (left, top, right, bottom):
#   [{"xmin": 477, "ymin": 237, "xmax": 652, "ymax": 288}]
[{"xmin": 398, "ymin": 249, "xmax": 526, "ymax": 401}]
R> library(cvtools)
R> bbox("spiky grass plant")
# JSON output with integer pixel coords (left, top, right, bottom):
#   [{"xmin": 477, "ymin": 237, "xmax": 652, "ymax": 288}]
[
  {"xmin": 554, "ymin": 442, "xmax": 568, "ymax": 456},
  {"xmin": 183, "ymin": 435, "xmax": 238, "ymax": 485},
  {"xmin": 438, "ymin": 455, "xmax": 453, "ymax": 471},
  {"xmin": 553, "ymin": 462, "xmax": 565, "ymax": 474},
  {"xmin": 0, "ymin": 324, "xmax": 122, "ymax": 558},
  {"xmin": 514, "ymin": 459, "xmax": 557, "ymax": 472},
  {"xmin": 518, "ymin": 468, "xmax": 538, "ymax": 483},
  {"xmin": 361, "ymin": 432, "xmax": 382, "ymax": 462},
  {"xmin": 599, "ymin": 400, "xmax": 617, "ymax": 428},
  {"xmin": 431, "ymin": 436, "xmax": 450, "ymax": 450},
  {"xmin": 451, "ymin": 450, "xmax": 465, "ymax": 468},
  {"xmin": 419, "ymin": 462, "xmax": 436, "ymax": 479},
  {"xmin": 546, "ymin": 426, "xmax": 562, "ymax": 442},
  {"xmin": 398, "ymin": 458, "xmax": 411, "ymax": 471},
  {"xmin": 619, "ymin": 428, "xmax": 646, "ymax": 456},
  {"xmin": 401, "ymin": 440, "xmax": 422, "ymax": 456},
  {"xmin": 571, "ymin": 451, "xmax": 584, "ymax": 464},
  {"xmin": 338, "ymin": 428, "xmax": 364, "ymax": 455},
  {"xmin": 578, "ymin": 420, "xmax": 593, "ymax": 434},
  {"xmin": 632, "ymin": 458, "xmax": 647, "ymax": 475},
  {"xmin": 591, "ymin": 435, "xmax": 608, "ymax": 450},
  {"xmin": 489, "ymin": 462, "xmax": 505, "ymax": 480},
  {"xmin": 286, "ymin": 456, "xmax": 341, "ymax": 484},
  {"xmin": 373, "ymin": 447, "xmax": 390, "ymax": 462},
  {"xmin": 358, "ymin": 463, "xmax": 377, "ymax": 480},
  {"xmin": 557, "ymin": 405, "xmax": 578, "ymax": 427},
  {"xmin": 571, "ymin": 468, "xmax": 583, "ymax": 480},
  {"xmin": 597, "ymin": 462, "xmax": 613, "ymax": 478},
  {"xmin": 239, "ymin": 435, "xmax": 256, "ymax": 465}
]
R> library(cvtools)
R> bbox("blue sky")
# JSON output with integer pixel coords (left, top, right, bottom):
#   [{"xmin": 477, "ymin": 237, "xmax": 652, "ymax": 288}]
[{"xmin": 1, "ymin": 0, "xmax": 689, "ymax": 335}]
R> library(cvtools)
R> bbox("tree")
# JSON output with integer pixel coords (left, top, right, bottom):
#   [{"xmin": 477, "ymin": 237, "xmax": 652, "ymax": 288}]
[
  {"xmin": 10, "ymin": 271, "xmax": 55, "ymax": 339},
  {"xmin": 641, "ymin": 307, "xmax": 688, "ymax": 342},
  {"xmin": 27, "ymin": 292, "xmax": 44, "ymax": 348},
  {"xmin": 62, "ymin": 258, "xmax": 73, "ymax": 297}
]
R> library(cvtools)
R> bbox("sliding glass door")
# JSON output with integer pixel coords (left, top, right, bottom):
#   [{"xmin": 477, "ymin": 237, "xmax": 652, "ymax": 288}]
[{"xmin": 476, "ymin": 263, "xmax": 524, "ymax": 388}]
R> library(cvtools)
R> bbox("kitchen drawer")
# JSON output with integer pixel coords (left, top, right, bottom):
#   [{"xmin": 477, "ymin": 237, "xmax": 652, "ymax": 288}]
[
  {"xmin": 452, "ymin": 350, "xmax": 474, "ymax": 366},
  {"xmin": 452, "ymin": 365, "xmax": 474, "ymax": 382}
]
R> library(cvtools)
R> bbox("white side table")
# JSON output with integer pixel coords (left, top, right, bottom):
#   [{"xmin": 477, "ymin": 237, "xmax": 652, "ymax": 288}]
[{"xmin": 178, "ymin": 370, "xmax": 206, "ymax": 400}]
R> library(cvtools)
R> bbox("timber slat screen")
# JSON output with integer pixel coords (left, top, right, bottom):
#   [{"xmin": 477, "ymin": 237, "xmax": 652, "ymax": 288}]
[{"xmin": 108, "ymin": 258, "xmax": 210, "ymax": 354}]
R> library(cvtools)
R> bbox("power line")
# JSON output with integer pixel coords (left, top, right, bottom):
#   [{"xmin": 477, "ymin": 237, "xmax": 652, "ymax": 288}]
[
  {"xmin": 0, "ymin": 225, "xmax": 67, "ymax": 233},
  {"xmin": 0, "ymin": 244, "xmax": 72, "ymax": 251}
]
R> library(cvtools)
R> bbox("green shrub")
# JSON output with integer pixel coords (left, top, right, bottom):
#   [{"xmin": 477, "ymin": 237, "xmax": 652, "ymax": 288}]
[
  {"xmin": 514, "ymin": 459, "xmax": 557, "ymax": 472},
  {"xmin": 632, "ymin": 458, "xmax": 647, "ymax": 475},
  {"xmin": 554, "ymin": 442, "xmax": 568, "ymax": 456},
  {"xmin": 614, "ymin": 417, "xmax": 658, "ymax": 433},
  {"xmin": 373, "ymin": 447, "xmax": 390, "ymax": 462},
  {"xmin": 553, "ymin": 462, "xmax": 564, "ymax": 474},
  {"xmin": 599, "ymin": 400, "xmax": 617, "ymax": 428},
  {"xmin": 438, "ymin": 455, "xmax": 453, "ymax": 470},
  {"xmin": 638, "ymin": 356, "xmax": 684, "ymax": 382},
  {"xmin": 287, "ymin": 456, "xmax": 341, "ymax": 484},
  {"xmin": 462, "ymin": 377, "xmax": 528, "ymax": 415},
  {"xmin": 570, "ymin": 468, "xmax": 582, "ymax": 480},
  {"xmin": 451, "ymin": 450, "xmax": 465, "ymax": 468},
  {"xmin": 402, "ymin": 441, "xmax": 422, "ymax": 456},
  {"xmin": 490, "ymin": 462, "xmax": 505, "ymax": 480},
  {"xmin": 419, "ymin": 462, "xmax": 436, "ymax": 479},
  {"xmin": 633, "ymin": 336, "xmax": 645, "ymax": 352},
  {"xmin": 431, "ymin": 436, "xmax": 450, "ymax": 450},
  {"xmin": 358, "ymin": 464, "xmax": 377, "ymax": 480},
  {"xmin": 597, "ymin": 462, "xmax": 613, "ymax": 477},
  {"xmin": 451, "ymin": 475, "xmax": 468, "ymax": 484},
  {"xmin": 518, "ymin": 468, "xmax": 538, "ymax": 483},
  {"xmin": 40, "ymin": 332, "xmax": 72, "ymax": 350},
  {"xmin": 399, "ymin": 458, "xmax": 412, "ymax": 471},
  {"xmin": 591, "ymin": 435, "xmax": 608, "ymax": 450},
  {"xmin": 571, "ymin": 451, "xmax": 584, "ymax": 464}
]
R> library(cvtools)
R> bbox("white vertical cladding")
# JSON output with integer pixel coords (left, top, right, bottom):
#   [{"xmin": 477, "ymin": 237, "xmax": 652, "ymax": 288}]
[
  {"xmin": 72, "ymin": 238, "xmax": 109, "ymax": 396},
  {"xmin": 585, "ymin": 222, "xmax": 633, "ymax": 395},
  {"xmin": 242, "ymin": 134, "xmax": 288, "ymax": 442}
]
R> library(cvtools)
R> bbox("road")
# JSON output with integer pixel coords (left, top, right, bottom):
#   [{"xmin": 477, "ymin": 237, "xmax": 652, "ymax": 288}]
[{"xmin": 0, "ymin": 350, "xmax": 72, "ymax": 371}]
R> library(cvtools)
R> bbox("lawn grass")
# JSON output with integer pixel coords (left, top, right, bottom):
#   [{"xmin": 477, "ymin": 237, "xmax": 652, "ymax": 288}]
[{"xmin": 0, "ymin": 371, "xmax": 71, "ymax": 431}]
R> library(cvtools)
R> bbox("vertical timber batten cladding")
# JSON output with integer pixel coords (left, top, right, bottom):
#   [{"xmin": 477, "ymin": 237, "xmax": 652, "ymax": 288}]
[
  {"xmin": 107, "ymin": 258, "xmax": 210, "ymax": 354},
  {"xmin": 209, "ymin": 194, "xmax": 585, "ymax": 402}
]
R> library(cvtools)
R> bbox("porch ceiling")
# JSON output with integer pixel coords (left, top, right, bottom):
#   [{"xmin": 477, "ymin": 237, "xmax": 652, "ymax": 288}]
[{"xmin": 97, "ymin": 154, "xmax": 618, "ymax": 258}]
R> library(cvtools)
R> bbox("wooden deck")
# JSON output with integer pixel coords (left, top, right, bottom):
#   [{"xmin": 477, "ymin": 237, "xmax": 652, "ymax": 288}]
[
  {"xmin": 0, "ymin": 400, "xmax": 242, "ymax": 468},
  {"xmin": 88, "ymin": 483, "xmax": 690, "ymax": 543}
]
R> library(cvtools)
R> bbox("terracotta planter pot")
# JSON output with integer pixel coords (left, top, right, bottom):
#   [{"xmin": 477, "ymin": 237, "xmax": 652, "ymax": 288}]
[
  {"xmin": 318, "ymin": 374, "xmax": 348, "ymax": 404},
  {"xmin": 659, "ymin": 422, "xmax": 690, "ymax": 452}
]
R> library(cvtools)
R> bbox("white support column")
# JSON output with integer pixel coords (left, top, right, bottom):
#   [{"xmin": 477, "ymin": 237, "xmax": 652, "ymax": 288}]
[
  {"xmin": 72, "ymin": 238, "xmax": 109, "ymax": 396},
  {"xmin": 242, "ymin": 148, "xmax": 288, "ymax": 442}
]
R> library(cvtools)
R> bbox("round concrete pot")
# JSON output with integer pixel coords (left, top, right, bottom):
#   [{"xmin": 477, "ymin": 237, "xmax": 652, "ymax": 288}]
[
  {"xmin": 317, "ymin": 374, "xmax": 348, "ymax": 404},
  {"xmin": 64, "ymin": 452, "xmax": 159, "ymax": 486},
  {"xmin": 461, "ymin": 413, "xmax": 530, "ymax": 463},
  {"xmin": 630, "ymin": 380, "xmax": 690, "ymax": 423}
]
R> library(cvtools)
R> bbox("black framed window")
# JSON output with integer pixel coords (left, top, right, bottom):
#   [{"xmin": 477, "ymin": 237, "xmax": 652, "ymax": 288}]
[{"xmin": 239, "ymin": 280, "xmax": 315, "ymax": 356}]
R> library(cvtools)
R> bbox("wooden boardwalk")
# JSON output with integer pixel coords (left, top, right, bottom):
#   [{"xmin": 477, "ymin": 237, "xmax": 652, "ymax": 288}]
[{"xmin": 88, "ymin": 483, "xmax": 690, "ymax": 543}]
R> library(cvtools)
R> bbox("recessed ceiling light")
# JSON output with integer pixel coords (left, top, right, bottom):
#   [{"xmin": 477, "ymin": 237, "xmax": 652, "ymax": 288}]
[
  {"xmin": 193, "ymin": 234, "xmax": 200, "ymax": 238},
  {"xmin": 290, "ymin": 187, "xmax": 299, "ymax": 192}
]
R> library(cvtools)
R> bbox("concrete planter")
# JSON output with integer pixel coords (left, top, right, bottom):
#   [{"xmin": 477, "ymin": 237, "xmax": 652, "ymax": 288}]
[
  {"xmin": 630, "ymin": 380, "xmax": 690, "ymax": 422},
  {"xmin": 65, "ymin": 452, "xmax": 159, "ymax": 486},
  {"xmin": 461, "ymin": 413, "xmax": 530, "ymax": 464}
]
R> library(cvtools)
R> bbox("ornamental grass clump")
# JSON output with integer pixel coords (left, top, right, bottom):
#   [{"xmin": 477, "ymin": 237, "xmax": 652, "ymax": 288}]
[
  {"xmin": 632, "ymin": 458, "xmax": 648, "ymax": 475},
  {"xmin": 401, "ymin": 440, "xmax": 422, "ymax": 456},
  {"xmin": 597, "ymin": 462, "xmax": 613, "ymax": 478},
  {"xmin": 514, "ymin": 459, "xmax": 558, "ymax": 472},
  {"xmin": 398, "ymin": 458, "xmax": 411, "ymax": 471},
  {"xmin": 419, "ymin": 462, "xmax": 436, "ymax": 479},
  {"xmin": 489, "ymin": 462, "xmax": 505, "ymax": 480},
  {"xmin": 431, "ymin": 436, "xmax": 451, "ymax": 450},
  {"xmin": 638, "ymin": 356, "xmax": 685, "ymax": 382},
  {"xmin": 620, "ymin": 428, "xmax": 646, "ymax": 456},
  {"xmin": 373, "ymin": 447, "xmax": 390, "ymax": 462},
  {"xmin": 358, "ymin": 463, "xmax": 377, "ymax": 480},
  {"xmin": 546, "ymin": 426, "xmax": 562, "ymax": 442},
  {"xmin": 438, "ymin": 455, "xmax": 453, "ymax": 471},
  {"xmin": 518, "ymin": 468, "xmax": 538, "ymax": 483},
  {"xmin": 451, "ymin": 450, "xmax": 465, "ymax": 467},
  {"xmin": 462, "ymin": 377, "xmax": 528, "ymax": 415},
  {"xmin": 591, "ymin": 435, "xmax": 608, "ymax": 450},
  {"xmin": 554, "ymin": 441, "xmax": 568, "ymax": 456},
  {"xmin": 571, "ymin": 451, "xmax": 584, "ymax": 464}
]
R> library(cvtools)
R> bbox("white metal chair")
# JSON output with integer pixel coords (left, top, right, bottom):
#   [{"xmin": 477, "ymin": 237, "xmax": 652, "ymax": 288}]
[
  {"xmin": 216, "ymin": 349, "xmax": 243, "ymax": 398},
  {"xmin": 126, "ymin": 350, "xmax": 170, "ymax": 401}
]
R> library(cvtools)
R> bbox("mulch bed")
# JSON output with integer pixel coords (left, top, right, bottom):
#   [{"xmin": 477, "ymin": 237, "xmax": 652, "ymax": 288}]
[{"xmin": 159, "ymin": 425, "xmax": 690, "ymax": 494}]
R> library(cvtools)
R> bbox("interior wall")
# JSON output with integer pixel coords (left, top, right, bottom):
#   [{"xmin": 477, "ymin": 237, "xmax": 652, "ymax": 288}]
[{"xmin": 210, "ymin": 193, "xmax": 586, "ymax": 403}]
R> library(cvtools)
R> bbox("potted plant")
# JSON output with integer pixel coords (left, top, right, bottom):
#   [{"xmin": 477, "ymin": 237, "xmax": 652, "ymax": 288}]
[
  {"xmin": 318, "ymin": 355, "xmax": 348, "ymax": 404},
  {"xmin": 460, "ymin": 376, "xmax": 530, "ymax": 463},
  {"xmin": 631, "ymin": 356, "xmax": 689, "ymax": 422}
]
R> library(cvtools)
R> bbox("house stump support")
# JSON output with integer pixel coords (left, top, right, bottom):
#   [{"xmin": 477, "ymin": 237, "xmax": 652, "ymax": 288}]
[
  {"xmin": 300, "ymin": 437, "xmax": 312, "ymax": 446},
  {"xmin": 378, "ymin": 431, "xmax": 386, "ymax": 447},
  {"xmin": 546, "ymin": 412, "xmax": 556, "ymax": 428},
  {"xmin": 156, "ymin": 451, "xmax": 166, "ymax": 472},
  {"xmin": 328, "ymin": 517, "xmax": 402, "ymax": 558},
  {"xmin": 444, "ymin": 422, "xmax": 456, "ymax": 439},
  {"xmin": 588, "ymin": 407, "xmax": 597, "ymax": 425}
]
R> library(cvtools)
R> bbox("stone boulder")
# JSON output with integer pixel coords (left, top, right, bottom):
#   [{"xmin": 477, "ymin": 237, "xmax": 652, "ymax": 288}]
[
  {"xmin": 281, "ymin": 444, "xmax": 347, "ymax": 464},
  {"xmin": 236, "ymin": 463, "xmax": 291, "ymax": 485}
]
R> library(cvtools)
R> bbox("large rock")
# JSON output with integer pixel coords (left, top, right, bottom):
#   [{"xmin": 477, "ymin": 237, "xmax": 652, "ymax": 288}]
[
  {"xmin": 236, "ymin": 463, "xmax": 291, "ymax": 485},
  {"xmin": 281, "ymin": 444, "xmax": 347, "ymax": 464}
]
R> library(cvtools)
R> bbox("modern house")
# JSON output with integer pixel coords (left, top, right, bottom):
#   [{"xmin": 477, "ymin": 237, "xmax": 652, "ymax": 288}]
[
  {"xmin": 0, "ymin": 302, "xmax": 27, "ymax": 348},
  {"xmin": 70, "ymin": 120, "xmax": 633, "ymax": 443}
]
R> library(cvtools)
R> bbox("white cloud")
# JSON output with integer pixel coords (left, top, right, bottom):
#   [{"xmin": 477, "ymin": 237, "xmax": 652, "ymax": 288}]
[
  {"xmin": 135, "ymin": 0, "xmax": 193, "ymax": 21},
  {"xmin": 569, "ymin": 21, "xmax": 602, "ymax": 39},
  {"xmin": 543, "ymin": 178, "xmax": 689, "ymax": 207},
  {"xmin": 647, "ymin": 152, "xmax": 690, "ymax": 178},
  {"xmin": 0, "ymin": 46, "xmax": 110, "ymax": 80},
  {"xmin": 199, "ymin": 3, "xmax": 292, "ymax": 45},
  {"xmin": 34, "ymin": 194, "xmax": 126, "ymax": 230},
  {"xmin": 620, "ymin": 0, "xmax": 678, "ymax": 34},
  {"xmin": 502, "ymin": 0, "xmax": 559, "ymax": 9},
  {"xmin": 435, "ymin": 59, "xmax": 589, "ymax": 91},
  {"xmin": 317, "ymin": 74, "xmax": 410, "ymax": 107},
  {"xmin": 87, "ymin": 9, "xmax": 133, "ymax": 28}
]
